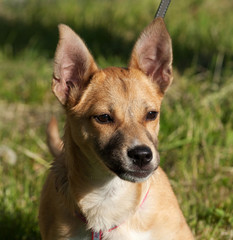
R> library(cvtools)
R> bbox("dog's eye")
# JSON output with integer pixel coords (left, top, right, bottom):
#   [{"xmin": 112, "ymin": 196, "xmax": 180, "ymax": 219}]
[
  {"xmin": 94, "ymin": 114, "xmax": 113, "ymax": 124},
  {"xmin": 146, "ymin": 111, "xmax": 158, "ymax": 121}
]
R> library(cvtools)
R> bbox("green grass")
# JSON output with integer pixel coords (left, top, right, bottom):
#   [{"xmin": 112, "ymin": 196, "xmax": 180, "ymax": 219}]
[{"xmin": 0, "ymin": 0, "xmax": 232, "ymax": 239}]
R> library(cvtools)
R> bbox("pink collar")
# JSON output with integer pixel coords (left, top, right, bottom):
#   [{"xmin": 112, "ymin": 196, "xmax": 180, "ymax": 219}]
[{"xmin": 77, "ymin": 187, "xmax": 150, "ymax": 240}]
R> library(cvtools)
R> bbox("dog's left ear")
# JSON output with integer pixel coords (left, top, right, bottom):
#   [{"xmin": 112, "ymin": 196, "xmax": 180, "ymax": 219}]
[
  {"xmin": 52, "ymin": 24, "xmax": 98, "ymax": 106},
  {"xmin": 129, "ymin": 18, "xmax": 173, "ymax": 94}
]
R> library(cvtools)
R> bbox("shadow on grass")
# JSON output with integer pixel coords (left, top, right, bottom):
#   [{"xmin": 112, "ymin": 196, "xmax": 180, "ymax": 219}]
[
  {"xmin": 0, "ymin": 208, "xmax": 40, "ymax": 240},
  {"xmin": 0, "ymin": 15, "xmax": 134, "ymax": 64},
  {"xmin": 0, "ymin": 14, "xmax": 217, "ymax": 71}
]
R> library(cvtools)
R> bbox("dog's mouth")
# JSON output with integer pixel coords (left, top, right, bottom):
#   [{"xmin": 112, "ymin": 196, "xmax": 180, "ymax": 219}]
[
  {"xmin": 107, "ymin": 164, "xmax": 158, "ymax": 183},
  {"xmin": 128, "ymin": 170, "xmax": 153, "ymax": 178}
]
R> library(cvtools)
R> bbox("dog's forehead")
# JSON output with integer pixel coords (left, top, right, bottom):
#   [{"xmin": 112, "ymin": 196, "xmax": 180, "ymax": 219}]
[
  {"xmin": 75, "ymin": 67, "xmax": 163, "ymax": 115},
  {"xmin": 92, "ymin": 67, "xmax": 161, "ymax": 100}
]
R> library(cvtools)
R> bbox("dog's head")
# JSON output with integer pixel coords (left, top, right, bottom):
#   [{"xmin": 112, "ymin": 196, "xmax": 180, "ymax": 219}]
[{"xmin": 52, "ymin": 18, "xmax": 172, "ymax": 183}]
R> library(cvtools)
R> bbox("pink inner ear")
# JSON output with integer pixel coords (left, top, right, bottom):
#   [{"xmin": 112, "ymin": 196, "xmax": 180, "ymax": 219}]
[
  {"xmin": 129, "ymin": 18, "xmax": 173, "ymax": 93},
  {"xmin": 52, "ymin": 75, "xmax": 69, "ymax": 105},
  {"xmin": 139, "ymin": 44, "xmax": 162, "ymax": 78},
  {"xmin": 63, "ymin": 63, "xmax": 76, "ymax": 79},
  {"xmin": 61, "ymin": 61, "xmax": 81, "ymax": 85},
  {"xmin": 52, "ymin": 24, "xmax": 98, "ymax": 105},
  {"xmin": 59, "ymin": 44, "xmax": 88, "ymax": 86}
]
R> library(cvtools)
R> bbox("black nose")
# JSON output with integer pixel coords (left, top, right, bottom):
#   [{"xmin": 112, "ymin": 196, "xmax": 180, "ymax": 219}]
[{"xmin": 127, "ymin": 146, "xmax": 152, "ymax": 167}]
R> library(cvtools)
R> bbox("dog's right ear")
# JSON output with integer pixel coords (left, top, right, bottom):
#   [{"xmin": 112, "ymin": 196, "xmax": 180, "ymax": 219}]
[{"xmin": 52, "ymin": 24, "xmax": 98, "ymax": 106}]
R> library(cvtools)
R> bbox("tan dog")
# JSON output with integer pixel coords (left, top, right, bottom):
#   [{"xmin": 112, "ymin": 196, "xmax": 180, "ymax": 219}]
[{"xmin": 39, "ymin": 18, "xmax": 194, "ymax": 240}]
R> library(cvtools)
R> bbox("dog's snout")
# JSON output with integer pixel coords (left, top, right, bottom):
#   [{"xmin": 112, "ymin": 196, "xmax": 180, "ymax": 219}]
[{"xmin": 127, "ymin": 146, "xmax": 152, "ymax": 167}]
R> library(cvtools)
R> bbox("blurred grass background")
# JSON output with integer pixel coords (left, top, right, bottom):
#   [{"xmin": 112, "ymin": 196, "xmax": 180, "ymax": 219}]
[{"xmin": 0, "ymin": 0, "xmax": 232, "ymax": 239}]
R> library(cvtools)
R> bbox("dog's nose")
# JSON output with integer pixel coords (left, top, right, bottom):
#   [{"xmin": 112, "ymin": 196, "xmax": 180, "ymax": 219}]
[{"xmin": 127, "ymin": 146, "xmax": 152, "ymax": 167}]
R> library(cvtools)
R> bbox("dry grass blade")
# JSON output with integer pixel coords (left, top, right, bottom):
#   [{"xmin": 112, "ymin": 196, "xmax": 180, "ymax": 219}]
[{"xmin": 17, "ymin": 146, "xmax": 50, "ymax": 169}]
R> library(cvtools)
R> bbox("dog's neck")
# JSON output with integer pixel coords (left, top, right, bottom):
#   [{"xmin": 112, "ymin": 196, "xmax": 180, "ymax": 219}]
[{"xmin": 62, "ymin": 123, "xmax": 150, "ymax": 231}]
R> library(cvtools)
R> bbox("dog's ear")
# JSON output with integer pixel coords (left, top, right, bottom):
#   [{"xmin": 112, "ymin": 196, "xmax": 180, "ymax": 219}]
[
  {"xmin": 52, "ymin": 24, "xmax": 98, "ymax": 106},
  {"xmin": 129, "ymin": 18, "xmax": 173, "ymax": 94}
]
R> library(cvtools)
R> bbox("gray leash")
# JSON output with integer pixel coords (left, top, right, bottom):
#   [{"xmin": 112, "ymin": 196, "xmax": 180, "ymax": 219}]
[{"xmin": 155, "ymin": 0, "xmax": 171, "ymax": 18}]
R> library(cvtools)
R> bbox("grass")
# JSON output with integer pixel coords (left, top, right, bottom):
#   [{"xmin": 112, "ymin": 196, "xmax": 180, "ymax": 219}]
[{"xmin": 0, "ymin": 0, "xmax": 232, "ymax": 239}]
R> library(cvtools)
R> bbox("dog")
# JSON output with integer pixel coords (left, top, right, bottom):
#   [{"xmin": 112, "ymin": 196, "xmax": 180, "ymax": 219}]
[{"xmin": 39, "ymin": 17, "xmax": 194, "ymax": 240}]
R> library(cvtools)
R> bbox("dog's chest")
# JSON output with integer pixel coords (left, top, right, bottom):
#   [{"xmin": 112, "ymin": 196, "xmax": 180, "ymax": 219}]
[
  {"xmin": 69, "ymin": 229, "xmax": 152, "ymax": 240},
  {"xmin": 105, "ymin": 229, "xmax": 152, "ymax": 240}
]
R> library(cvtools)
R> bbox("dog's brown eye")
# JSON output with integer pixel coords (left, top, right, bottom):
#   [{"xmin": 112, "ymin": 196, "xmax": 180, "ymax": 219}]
[
  {"xmin": 94, "ymin": 114, "xmax": 113, "ymax": 124},
  {"xmin": 146, "ymin": 111, "xmax": 158, "ymax": 121}
]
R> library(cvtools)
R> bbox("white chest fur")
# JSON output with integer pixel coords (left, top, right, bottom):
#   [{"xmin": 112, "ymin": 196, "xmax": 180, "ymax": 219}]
[
  {"xmin": 69, "ymin": 229, "xmax": 152, "ymax": 240},
  {"xmin": 104, "ymin": 228, "xmax": 152, "ymax": 240},
  {"xmin": 78, "ymin": 177, "xmax": 140, "ymax": 232},
  {"xmin": 74, "ymin": 225, "xmax": 185, "ymax": 240}
]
